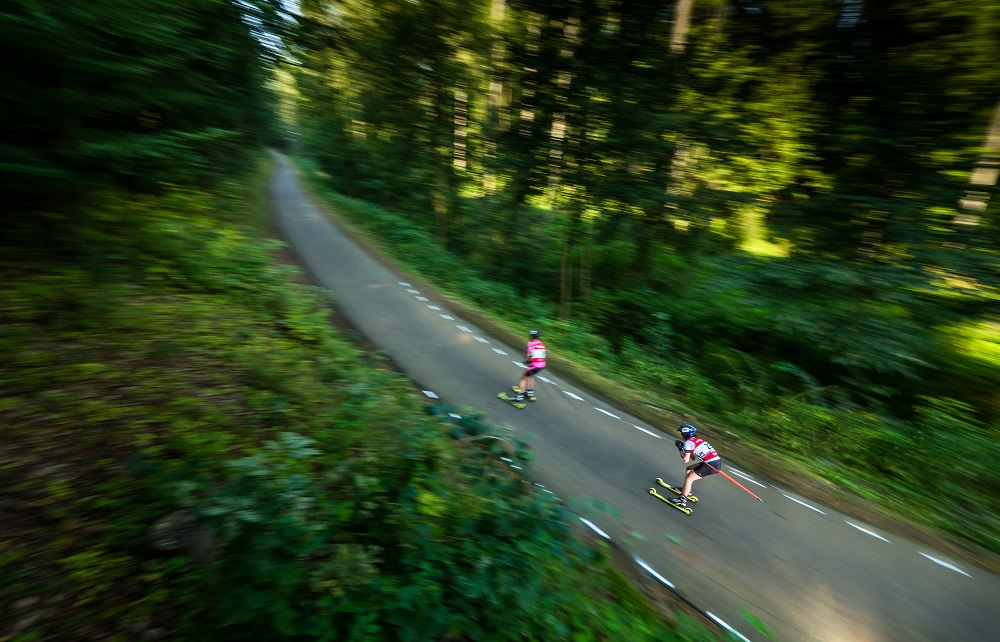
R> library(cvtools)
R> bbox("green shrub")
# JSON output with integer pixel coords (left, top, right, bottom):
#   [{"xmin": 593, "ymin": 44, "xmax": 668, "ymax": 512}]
[
  {"xmin": 296, "ymin": 158, "xmax": 1000, "ymax": 557},
  {"xmin": 1, "ymin": 166, "xmax": 703, "ymax": 641}
]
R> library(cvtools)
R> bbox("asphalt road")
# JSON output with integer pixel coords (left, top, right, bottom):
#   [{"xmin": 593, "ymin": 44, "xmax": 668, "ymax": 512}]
[{"xmin": 269, "ymin": 152, "xmax": 1000, "ymax": 642}]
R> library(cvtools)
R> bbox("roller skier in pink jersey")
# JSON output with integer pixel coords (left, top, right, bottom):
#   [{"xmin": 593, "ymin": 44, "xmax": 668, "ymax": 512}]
[{"xmin": 509, "ymin": 329, "xmax": 546, "ymax": 403}]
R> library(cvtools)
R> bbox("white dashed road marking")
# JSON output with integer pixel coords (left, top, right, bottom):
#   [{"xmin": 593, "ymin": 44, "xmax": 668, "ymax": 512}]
[
  {"xmin": 706, "ymin": 613, "xmax": 751, "ymax": 642},
  {"xmin": 579, "ymin": 518, "xmax": 610, "ymax": 539},
  {"xmin": 633, "ymin": 425, "xmax": 662, "ymax": 439},
  {"xmin": 782, "ymin": 494, "xmax": 826, "ymax": 515},
  {"xmin": 634, "ymin": 557, "xmax": 674, "ymax": 588},
  {"xmin": 404, "ymin": 270, "xmax": 919, "ymax": 630},
  {"xmin": 728, "ymin": 468, "xmax": 767, "ymax": 488},
  {"xmin": 845, "ymin": 521, "xmax": 891, "ymax": 543},
  {"xmin": 919, "ymin": 552, "xmax": 972, "ymax": 577},
  {"xmin": 396, "ymin": 278, "xmax": 976, "ymax": 638},
  {"xmin": 533, "ymin": 483, "xmax": 556, "ymax": 497}
]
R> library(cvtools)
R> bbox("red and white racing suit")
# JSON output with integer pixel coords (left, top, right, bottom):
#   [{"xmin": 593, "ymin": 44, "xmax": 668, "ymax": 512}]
[{"xmin": 683, "ymin": 436, "xmax": 721, "ymax": 473}]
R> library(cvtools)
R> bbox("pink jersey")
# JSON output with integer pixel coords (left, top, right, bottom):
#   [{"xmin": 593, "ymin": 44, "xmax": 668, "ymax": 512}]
[
  {"xmin": 526, "ymin": 339, "xmax": 547, "ymax": 367},
  {"xmin": 683, "ymin": 436, "xmax": 720, "ymax": 463}
]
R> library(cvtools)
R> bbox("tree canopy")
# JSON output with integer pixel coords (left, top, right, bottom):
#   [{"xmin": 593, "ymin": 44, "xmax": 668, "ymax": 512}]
[{"xmin": 290, "ymin": 0, "xmax": 1000, "ymax": 552}]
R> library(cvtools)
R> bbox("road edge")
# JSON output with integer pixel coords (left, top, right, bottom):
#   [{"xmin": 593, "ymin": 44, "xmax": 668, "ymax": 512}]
[{"xmin": 276, "ymin": 151, "xmax": 1000, "ymax": 576}]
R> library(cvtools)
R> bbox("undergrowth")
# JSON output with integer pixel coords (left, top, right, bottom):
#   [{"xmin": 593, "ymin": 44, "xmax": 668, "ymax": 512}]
[
  {"xmin": 0, "ymin": 158, "xmax": 716, "ymax": 641},
  {"xmin": 296, "ymin": 158, "xmax": 1000, "ymax": 558}
]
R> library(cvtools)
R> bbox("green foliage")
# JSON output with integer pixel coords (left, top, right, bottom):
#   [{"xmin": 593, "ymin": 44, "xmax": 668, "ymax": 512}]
[
  {"xmin": 1, "ymin": 161, "xmax": 707, "ymax": 639},
  {"xmin": 0, "ymin": 0, "xmax": 276, "ymax": 224},
  {"xmin": 1, "ymin": 0, "xmax": 708, "ymax": 637},
  {"xmin": 288, "ymin": 0, "xmax": 1000, "ymax": 556},
  {"xmin": 296, "ymin": 152, "xmax": 1000, "ymax": 558},
  {"xmin": 301, "ymin": 175, "xmax": 558, "ymax": 322},
  {"xmin": 291, "ymin": 0, "xmax": 1000, "ymax": 420},
  {"xmin": 7, "ymin": 0, "xmax": 1000, "ymax": 635}
]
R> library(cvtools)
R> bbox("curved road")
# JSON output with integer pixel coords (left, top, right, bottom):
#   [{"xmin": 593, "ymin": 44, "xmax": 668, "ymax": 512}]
[{"xmin": 269, "ymin": 153, "xmax": 1000, "ymax": 642}]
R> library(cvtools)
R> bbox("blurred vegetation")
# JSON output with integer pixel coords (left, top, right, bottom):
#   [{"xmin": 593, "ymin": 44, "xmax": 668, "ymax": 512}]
[
  {"xmin": 288, "ymin": 0, "xmax": 1000, "ymax": 555},
  {"xmin": 1, "ymin": 164, "xmax": 708, "ymax": 641},
  {"xmin": 0, "ymin": 1, "xmax": 721, "ymax": 640}
]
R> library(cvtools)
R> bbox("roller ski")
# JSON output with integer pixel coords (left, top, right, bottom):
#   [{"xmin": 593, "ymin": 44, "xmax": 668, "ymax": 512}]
[
  {"xmin": 497, "ymin": 392, "xmax": 525, "ymax": 409},
  {"xmin": 648, "ymin": 487, "xmax": 692, "ymax": 515},
  {"xmin": 512, "ymin": 386, "xmax": 536, "ymax": 401},
  {"xmin": 655, "ymin": 478, "xmax": 698, "ymax": 503}
]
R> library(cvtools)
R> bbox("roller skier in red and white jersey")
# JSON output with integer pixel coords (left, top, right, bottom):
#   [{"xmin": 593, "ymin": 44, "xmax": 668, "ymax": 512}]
[
  {"xmin": 510, "ymin": 329, "xmax": 546, "ymax": 403},
  {"xmin": 670, "ymin": 423, "xmax": 723, "ymax": 508}
]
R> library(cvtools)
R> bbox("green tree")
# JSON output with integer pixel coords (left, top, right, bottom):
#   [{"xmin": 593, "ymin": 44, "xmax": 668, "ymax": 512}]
[{"xmin": 0, "ymin": 0, "xmax": 275, "ymax": 222}]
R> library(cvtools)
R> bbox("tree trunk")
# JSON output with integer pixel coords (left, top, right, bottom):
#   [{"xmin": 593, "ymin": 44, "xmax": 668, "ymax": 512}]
[
  {"xmin": 670, "ymin": 0, "xmax": 693, "ymax": 54},
  {"xmin": 559, "ymin": 237, "xmax": 573, "ymax": 320},
  {"xmin": 434, "ymin": 185, "xmax": 449, "ymax": 246},
  {"xmin": 632, "ymin": 223, "xmax": 653, "ymax": 277},
  {"xmin": 579, "ymin": 229, "xmax": 591, "ymax": 301},
  {"xmin": 484, "ymin": 0, "xmax": 506, "ymax": 195},
  {"xmin": 546, "ymin": 19, "xmax": 580, "ymax": 201},
  {"xmin": 957, "ymin": 100, "xmax": 1000, "ymax": 224},
  {"xmin": 559, "ymin": 205, "xmax": 582, "ymax": 320}
]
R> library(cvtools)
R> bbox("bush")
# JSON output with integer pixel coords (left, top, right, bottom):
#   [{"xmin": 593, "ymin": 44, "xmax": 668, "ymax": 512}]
[
  {"xmin": 295, "ymin": 162, "xmax": 1000, "ymax": 556},
  {"xmin": 1, "ymin": 172, "xmax": 701, "ymax": 641}
]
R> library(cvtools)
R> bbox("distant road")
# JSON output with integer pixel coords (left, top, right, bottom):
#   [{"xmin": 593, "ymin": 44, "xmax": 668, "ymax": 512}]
[{"xmin": 269, "ymin": 152, "xmax": 1000, "ymax": 642}]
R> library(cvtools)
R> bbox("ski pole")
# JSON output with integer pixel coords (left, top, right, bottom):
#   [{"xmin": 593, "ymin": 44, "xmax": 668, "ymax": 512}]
[{"xmin": 716, "ymin": 466, "xmax": 765, "ymax": 503}]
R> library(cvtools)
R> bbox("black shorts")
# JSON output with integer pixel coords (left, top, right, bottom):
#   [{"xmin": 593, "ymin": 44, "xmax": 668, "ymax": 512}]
[
  {"xmin": 524, "ymin": 366, "xmax": 545, "ymax": 377},
  {"xmin": 693, "ymin": 459, "xmax": 722, "ymax": 477}
]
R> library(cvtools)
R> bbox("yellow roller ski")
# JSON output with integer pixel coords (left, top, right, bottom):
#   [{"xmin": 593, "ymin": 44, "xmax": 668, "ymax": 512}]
[
  {"xmin": 648, "ymin": 487, "xmax": 692, "ymax": 515},
  {"xmin": 512, "ymin": 386, "xmax": 536, "ymax": 401},
  {"xmin": 655, "ymin": 478, "xmax": 698, "ymax": 503},
  {"xmin": 497, "ymin": 392, "xmax": 525, "ymax": 409}
]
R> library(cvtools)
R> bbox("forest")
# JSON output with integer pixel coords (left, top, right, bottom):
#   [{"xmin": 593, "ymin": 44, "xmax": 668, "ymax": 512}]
[
  {"xmin": 0, "ymin": 1, "xmax": 715, "ymax": 640},
  {"xmin": 2, "ymin": 0, "xmax": 999, "ymax": 639},
  {"xmin": 291, "ymin": 0, "xmax": 1000, "ymax": 554}
]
